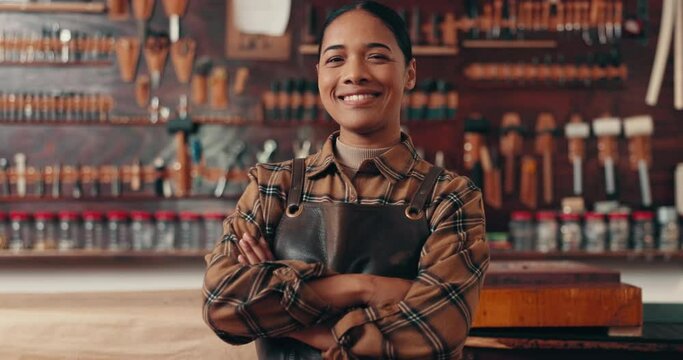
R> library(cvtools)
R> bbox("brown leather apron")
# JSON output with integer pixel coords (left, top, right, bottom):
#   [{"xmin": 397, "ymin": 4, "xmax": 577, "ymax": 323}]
[{"xmin": 255, "ymin": 158, "xmax": 443, "ymax": 360}]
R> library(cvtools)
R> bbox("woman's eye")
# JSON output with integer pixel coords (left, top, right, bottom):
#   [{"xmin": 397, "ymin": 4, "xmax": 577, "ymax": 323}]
[
  {"xmin": 368, "ymin": 54, "xmax": 389, "ymax": 61},
  {"xmin": 325, "ymin": 56, "xmax": 343, "ymax": 64}
]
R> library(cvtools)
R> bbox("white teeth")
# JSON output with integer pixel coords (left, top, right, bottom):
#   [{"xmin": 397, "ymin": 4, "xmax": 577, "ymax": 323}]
[{"xmin": 342, "ymin": 94, "xmax": 375, "ymax": 102}]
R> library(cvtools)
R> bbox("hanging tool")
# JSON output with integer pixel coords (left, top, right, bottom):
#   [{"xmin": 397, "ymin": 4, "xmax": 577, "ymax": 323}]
[
  {"xmin": 233, "ymin": 67, "xmax": 249, "ymax": 95},
  {"xmin": 161, "ymin": 0, "xmax": 189, "ymax": 43},
  {"xmin": 256, "ymin": 139, "xmax": 278, "ymax": 164},
  {"xmin": 132, "ymin": 0, "xmax": 155, "ymax": 42},
  {"xmin": 191, "ymin": 57, "xmax": 212, "ymax": 105},
  {"xmin": 480, "ymin": 145, "xmax": 502, "ymax": 209},
  {"xmin": 73, "ymin": 163, "xmax": 83, "ymax": 199},
  {"xmin": 170, "ymin": 37, "xmax": 195, "ymax": 83},
  {"xmin": 676, "ymin": 163, "xmax": 683, "ymax": 216},
  {"xmin": 464, "ymin": 114, "xmax": 489, "ymax": 189},
  {"xmin": 209, "ymin": 66, "xmax": 229, "ymax": 109},
  {"xmin": 0, "ymin": 158, "xmax": 9, "ymax": 196},
  {"xmin": 535, "ymin": 113, "xmax": 556, "ymax": 205},
  {"xmin": 190, "ymin": 136, "xmax": 203, "ymax": 194},
  {"xmin": 293, "ymin": 139, "xmax": 312, "ymax": 159},
  {"xmin": 131, "ymin": 158, "xmax": 143, "ymax": 191},
  {"xmin": 645, "ymin": 0, "xmax": 682, "ymax": 109},
  {"xmin": 500, "ymin": 112, "xmax": 524, "ymax": 194},
  {"xmin": 111, "ymin": 165, "xmax": 121, "ymax": 197},
  {"xmin": 135, "ymin": 75, "xmax": 150, "ymax": 107},
  {"xmin": 214, "ymin": 141, "xmax": 247, "ymax": 198},
  {"xmin": 143, "ymin": 33, "xmax": 170, "ymax": 89},
  {"xmin": 565, "ymin": 114, "xmax": 590, "ymax": 196},
  {"xmin": 52, "ymin": 163, "xmax": 61, "ymax": 199},
  {"xmin": 153, "ymin": 157, "xmax": 173, "ymax": 198},
  {"xmin": 107, "ymin": 0, "xmax": 130, "ymax": 20},
  {"xmin": 593, "ymin": 116, "xmax": 621, "ymax": 200},
  {"xmin": 519, "ymin": 155, "xmax": 537, "ymax": 209},
  {"xmin": 167, "ymin": 95, "xmax": 197, "ymax": 197},
  {"xmin": 90, "ymin": 166, "xmax": 100, "ymax": 197},
  {"xmin": 35, "ymin": 168, "xmax": 45, "ymax": 198},
  {"xmin": 624, "ymin": 115, "xmax": 654, "ymax": 208},
  {"xmin": 14, "ymin": 153, "xmax": 26, "ymax": 198}
]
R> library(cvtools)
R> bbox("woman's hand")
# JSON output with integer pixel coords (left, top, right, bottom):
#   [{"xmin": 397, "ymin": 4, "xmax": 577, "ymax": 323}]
[{"xmin": 237, "ymin": 233, "xmax": 274, "ymax": 264}]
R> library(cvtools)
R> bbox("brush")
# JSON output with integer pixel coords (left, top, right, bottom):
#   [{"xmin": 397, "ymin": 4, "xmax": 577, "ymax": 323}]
[
  {"xmin": 564, "ymin": 114, "xmax": 590, "ymax": 196},
  {"xmin": 624, "ymin": 115, "xmax": 654, "ymax": 208},
  {"xmin": 592, "ymin": 116, "xmax": 621, "ymax": 199}
]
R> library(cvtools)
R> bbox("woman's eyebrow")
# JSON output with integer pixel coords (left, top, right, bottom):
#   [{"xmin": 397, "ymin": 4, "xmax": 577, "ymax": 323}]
[
  {"xmin": 322, "ymin": 44, "xmax": 345, "ymax": 54},
  {"xmin": 366, "ymin": 42, "xmax": 391, "ymax": 51}
]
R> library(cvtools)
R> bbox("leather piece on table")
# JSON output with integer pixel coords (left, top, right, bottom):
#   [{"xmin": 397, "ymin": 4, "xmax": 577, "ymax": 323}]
[
  {"xmin": 0, "ymin": 289, "xmax": 256, "ymax": 360},
  {"xmin": 485, "ymin": 260, "xmax": 621, "ymax": 286}
]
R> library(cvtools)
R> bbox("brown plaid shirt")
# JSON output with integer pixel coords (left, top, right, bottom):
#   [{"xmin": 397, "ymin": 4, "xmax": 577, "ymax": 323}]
[{"xmin": 203, "ymin": 131, "xmax": 489, "ymax": 359}]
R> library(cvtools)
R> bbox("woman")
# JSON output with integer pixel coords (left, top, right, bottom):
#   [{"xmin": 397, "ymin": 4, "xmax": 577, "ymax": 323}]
[{"xmin": 202, "ymin": 2, "xmax": 489, "ymax": 359}]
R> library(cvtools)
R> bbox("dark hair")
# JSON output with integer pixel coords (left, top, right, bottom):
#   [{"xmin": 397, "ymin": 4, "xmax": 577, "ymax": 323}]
[{"xmin": 317, "ymin": 1, "xmax": 413, "ymax": 65}]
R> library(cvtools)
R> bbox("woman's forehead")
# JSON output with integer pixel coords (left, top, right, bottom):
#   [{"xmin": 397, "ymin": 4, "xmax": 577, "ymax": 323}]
[{"xmin": 321, "ymin": 10, "xmax": 398, "ymax": 48}]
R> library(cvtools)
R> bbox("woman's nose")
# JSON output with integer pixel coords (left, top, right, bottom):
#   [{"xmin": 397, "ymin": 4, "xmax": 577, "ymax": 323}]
[{"xmin": 342, "ymin": 57, "xmax": 369, "ymax": 84}]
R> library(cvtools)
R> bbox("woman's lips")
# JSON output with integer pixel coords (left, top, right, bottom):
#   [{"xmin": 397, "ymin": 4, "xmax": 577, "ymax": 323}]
[{"xmin": 337, "ymin": 93, "xmax": 381, "ymax": 106}]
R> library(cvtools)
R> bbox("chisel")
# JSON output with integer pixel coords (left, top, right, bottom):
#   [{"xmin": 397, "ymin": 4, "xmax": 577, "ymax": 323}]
[{"xmin": 624, "ymin": 115, "xmax": 654, "ymax": 208}]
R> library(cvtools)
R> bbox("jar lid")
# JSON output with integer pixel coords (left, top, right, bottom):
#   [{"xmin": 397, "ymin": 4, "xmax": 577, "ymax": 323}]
[
  {"xmin": 608, "ymin": 212, "xmax": 630, "ymax": 220},
  {"xmin": 203, "ymin": 212, "xmax": 225, "ymax": 220},
  {"xmin": 130, "ymin": 211, "xmax": 153, "ymax": 220},
  {"xmin": 155, "ymin": 211, "xmax": 177, "ymax": 221},
  {"xmin": 584, "ymin": 212, "xmax": 605, "ymax": 220},
  {"xmin": 9, "ymin": 211, "xmax": 31, "ymax": 220},
  {"xmin": 510, "ymin": 211, "xmax": 533, "ymax": 221},
  {"xmin": 179, "ymin": 211, "xmax": 201, "ymax": 220},
  {"xmin": 82, "ymin": 211, "xmax": 104, "ymax": 220},
  {"xmin": 106, "ymin": 211, "xmax": 128, "ymax": 220},
  {"xmin": 34, "ymin": 212, "xmax": 56, "ymax": 220},
  {"xmin": 657, "ymin": 206, "xmax": 678, "ymax": 224},
  {"xmin": 536, "ymin": 211, "xmax": 556, "ymax": 220},
  {"xmin": 58, "ymin": 211, "xmax": 80, "ymax": 220},
  {"xmin": 560, "ymin": 213, "xmax": 580, "ymax": 221},
  {"xmin": 632, "ymin": 211, "xmax": 654, "ymax": 221}
]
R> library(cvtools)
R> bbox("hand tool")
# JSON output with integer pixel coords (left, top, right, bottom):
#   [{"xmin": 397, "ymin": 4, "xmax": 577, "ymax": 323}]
[
  {"xmin": 214, "ymin": 141, "xmax": 246, "ymax": 198},
  {"xmin": 166, "ymin": 95, "xmax": 195, "ymax": 196},
  {"xmin": 499, "ymin": 112, "xmax": 524, "ymax": 194},
  {"xmin": 52, "ymin": 163, "xmax": 62, "ymax": 199},
  {"xmin": 592, "ymin": 116, "xmax": 621, "ymax": 200},
  {"xmin": 143, "ymin": 33, "xmax": 170, "ymax": 89},
  {"xmin": 115, "ymin": 37, "xmax": 140, "ymax": 82},
  {"xmin": 209, "ymin": 66, "xmax": 228, "ymax": 109},
  {"xmin": 676, "ymin": 163, "xmax": 683, "ymax": 216},
  {"xmin": 465, "ymin": 0, "xmax": 479, "ymax": 40},
  {"xmin": 14, "ymin": 153, "xmax": 26, "ymax": 197},
  {"xmin": 161, "ymin": 0, "xmax": 189, "ymax": 43},
  {"xmin": 191, "ymin": 57, "xmax": 212, "ymax": 105},
  {"xmin": 492, "ymin": 0, "xmax": 503, "ymax": 38},
  {"xmin": 132, "ymin": 0, "xmax": 155, "ymax": 42},
  {"xmin": 72, "ymin": 163, "xmax": 83, "ymax": 199},
  {"xmin": 170, "ymin": 37, "xmax": 195, "ymax": 83},
  {"xmin": 480, "ymin": 145, "xmax": 502, "ymax": 209},
  {"xmin": 263, "ymin": 81, "xmax": 279, "ymax": 122},
  {"xmin": 624, "ymin": 115, "xmax": 654, "ymax": 208},
  {"xmin": 90, "ymin": 166, "xmax": 100, "ymax": 197},
  {"xmin": 190, "ymin": 136, "xmax": 203, "ymax": 194},
  {"xmin": 293, "ymin": 139, "xmax": 311, "ymax": 159},
  {"xmin": 108, "ymin": 0, "xmax": 130, "ymax": 20},
  {"xmin": 519, "ymin": 155, "xmax": 537, "ymax": 209},
  {"xmin": 36, "ymin": 167, "xmax": 45, "ymax": 197},
  {"xmin": 111, "ymin": 165, "xmax": 121, "ymax": 197},
  {"xmin": 149, "ymin": 96, "xmax": 160, "ymax": 123},
  {"xmin": 256, "ymin": 139, "xmax": 278, "ymax": 164},
  {"xmin": 535, "ymin": 113, "xmax": 556, "ymax": 204},
  {"xmin": 645, "ymin": 0, "xmax": 677, "ymax": 108},
  {"xmin": 153, "ymin": 157, "xmax": 173, "ymax": 198},
  {"xmin": 440, "ymin": 12, "xmax": 459, "ymax": 46},
  {"xmin": 290, "ymin": 79, "xmax": 304, "ymax": 121},
  {"xmin": 233, "ymin": 67, "xmax": 249, "ymax": 95},
  {"xmin": 0, "ymin": 158, "xmax": 9, "ymax": 196},
  {"xmin": 135, "ymin": 75, "xmax": 150, "ymax": 107},
  {"xmin": 59, "ymin": 28, "xmax": 72, "ymax": 63},
  {"xmin": 278, "ymin": 79, "xmax": 293, "ymax": 121},
  {"xmin": 564, "ymin": 114, "xmax": 590, "ymax": 196},
  {"xmin": 131, "ymin": 158, "xmax": 142, "ymax": 191},
  {"xmin": 464, "ymin": 114, "xmax": 489, "ymax": 188}
]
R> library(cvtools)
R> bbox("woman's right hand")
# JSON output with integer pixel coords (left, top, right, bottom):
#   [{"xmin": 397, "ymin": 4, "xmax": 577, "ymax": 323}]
[
  {"xmin": 236, "ymin": 233, "xmax": 274, "ymax": 264},
  {"xmin": 363, "ymin": 275, "xmax": 412, "ymax": 307}
]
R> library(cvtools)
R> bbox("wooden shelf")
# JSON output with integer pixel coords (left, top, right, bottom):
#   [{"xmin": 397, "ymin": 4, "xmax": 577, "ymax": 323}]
[
  {"xmin": 462, "ymin": 39, "xmax": 558, "ymax": 49},
  {"xmin": 0, "ymin": 194, "xmax": 241, "ymax": 203},
  {"xmin": 0, "ymin": 250, "xmax": 208, "ymax": 266},
  {"xmin": 0, "ymin": 2, "xmax": 107, "ymax": 13},
  {"xmin": 299, "ymin": 44, "xmax": 459, "ymax": 56},
  {"xmin": 0, "ymin": 60, "xmax": 113, "ymax": 67},
  {"xmin": 0, "ymin": 115, "xmax": 252, "ymax": 126},
  {"xmin": 491, "ymin": 250, "xmax": 683, "ymax": 262}
]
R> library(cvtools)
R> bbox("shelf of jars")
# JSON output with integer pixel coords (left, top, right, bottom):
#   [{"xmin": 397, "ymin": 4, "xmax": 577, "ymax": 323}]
[
  {"xmin": 0, "ymin": 249, "xmax": 209, "ymax": 265},
  {"xmin": 298, "ymin": 44, "xmax": 459, "ymax": 56},
  {"xmin": 0, "ymin": 115, "xmax": 251, "ymax": 126},
  {"xmin": 0, "ymin": 2, "xmax": 107, "ymax": 13},
  {"xmin": 490, "ymin": 250, "xmax": 683, "ymax": 262}
]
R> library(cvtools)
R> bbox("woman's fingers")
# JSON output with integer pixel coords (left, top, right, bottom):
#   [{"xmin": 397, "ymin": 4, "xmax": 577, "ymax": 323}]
[
  {"xmin": 243, "ymin": 233, "xmax": 269, "ymax": 262},
  {"xmin": 258, "ymin": 236, "xmax": 275, "ymax": 260},
  {"xmin": 238, "ymin": 237, "xmax": 261, "ymax": 264}
]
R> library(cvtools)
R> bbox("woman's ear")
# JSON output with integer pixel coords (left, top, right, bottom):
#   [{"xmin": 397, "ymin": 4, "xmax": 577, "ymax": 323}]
[
  {"xmin": 405, "ymin": 58, "xmax": 416, "ymax": 90},
  {"xmin": 315, "ymin": 63, "xmax": 319, "ymax": 73}
]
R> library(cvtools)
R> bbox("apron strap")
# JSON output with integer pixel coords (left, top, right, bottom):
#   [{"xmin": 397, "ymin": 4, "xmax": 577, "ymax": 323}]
[
  {"xmin": 407, "ymin": 166, "xmax": 444, "ymax": 217},
  {"xmin": 286, "ymin": 158, "xmax": 306, "ymax": 212}
]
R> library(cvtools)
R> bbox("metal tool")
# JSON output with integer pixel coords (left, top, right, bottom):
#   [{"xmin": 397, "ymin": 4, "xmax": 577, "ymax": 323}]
[
  {"xmin": 131, "ymin": 158, "xmax": 142, "ymax": 191},
  {"xmin": 143, "ymin": 34, "xmax": 170, "ymax": 89},
  {"xmin": 14, "ymin": 153, "xmax": 26, "ymax": 197},
  {"xmin": 293, "ymin": 139, "xmax": 311, "ymax": 159},
  {"xmin": 36, "ymin": 168, "xmax": 45, "ymax": 197},
  {"xmin": 256, "ymin": 139, "xmax": 278, "ymax": 164},
  {"xmin": 111, "ymin": 165, "xmax": 121, "ymax": 197},
  {"xmin": 535, "ymin": 113, "xmax": 556, "ymax": 205},
  {"xmin": 90, "ymin": 166, "xmax": 100, "ymax": 197},
  {"xmin": 59, "ymin": 28, "xmax": 72, "ymax": 63},
  {"xmin": 593, "ymin": 117, "xmax": 621, "ymax": 200},
  {"xmin": 162, "ymin": 0, "xmax": 189, "ymax": 43},
  {"xmin": 565, "ymin": 115, "xmax": 590, "ymax": 196},
  {"xmin": 0, "ymin": 158, "xmax": 9, "ymax": 195},
  {"xmin": 214, "ymin": 141, "xmax": 246, "ymax": 198},
  {"xmin": 72, "ymin": 163, "xmax": 83, "ymax": 198},
  {"xmin": 153, "ymin": 157, "xmax": 173, "ymax": 198},
  {"xmin": 645, "ymin": 0, "xmax": 682, "ymax": 109},
  {"xmin": 624, "ymin": 115, "xmax": 654, "ymax": 208},
  {"xmin": 52, "ymin": 163, "xmax": 61, "ymax": 198}
]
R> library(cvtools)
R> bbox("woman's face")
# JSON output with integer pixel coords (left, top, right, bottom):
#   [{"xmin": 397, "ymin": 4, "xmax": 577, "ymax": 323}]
[{"xmin": 317, "ymin": 9, "xmax": 416, "ymax": 146}]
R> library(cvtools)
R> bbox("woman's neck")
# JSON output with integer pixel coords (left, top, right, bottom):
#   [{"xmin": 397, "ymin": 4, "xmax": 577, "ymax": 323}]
[{"xmin": 338, "ymin": 125, "xmax": 401, "ymax": 148}]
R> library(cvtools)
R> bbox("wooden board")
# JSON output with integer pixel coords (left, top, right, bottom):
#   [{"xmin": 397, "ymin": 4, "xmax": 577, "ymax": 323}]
[
  {"xmin": 474, "ymin": 283, "xmax": 642, "ymax": 328},
  {"xmin": 484, "ymin": 260, "xmax": 621, "ymax": 286}
]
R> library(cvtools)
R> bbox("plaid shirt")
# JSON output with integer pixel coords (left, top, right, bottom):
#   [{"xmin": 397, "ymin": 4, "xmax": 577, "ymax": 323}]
[{"xmin": 203, "ymin": 131, "xmax": 489, "ymax": 359}]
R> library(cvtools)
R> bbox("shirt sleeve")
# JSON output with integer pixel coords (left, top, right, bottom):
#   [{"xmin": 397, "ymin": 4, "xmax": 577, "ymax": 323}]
[
  {"xmin": 202, "ymin": 166, "xmax": 334, "ymax": 345},
  {"xmin": 325, "ymin": 176, "xmax": 489, "ymax": 359}
]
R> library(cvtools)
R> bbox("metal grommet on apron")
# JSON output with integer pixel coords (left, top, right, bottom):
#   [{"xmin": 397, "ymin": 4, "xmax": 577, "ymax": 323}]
[{"xmin": 256, "ymin": 158, "xmax": 444, "ymax": 360}]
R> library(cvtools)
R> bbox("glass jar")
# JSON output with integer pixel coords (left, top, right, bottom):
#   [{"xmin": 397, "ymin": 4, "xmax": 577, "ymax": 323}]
[
  {"xmin": 632, "ymin": 211, "xmax": 656, "ymax": 251},
  {"xmin": 155, "ymin": 211, "xmax": 177, "ymax": 251},
  {"xmin": 106, "ymin": 211, "xmax": 129, "ymax": 251},
  {"xmin": 509, "ymin": 211, "xmax": 534, "ymax": 251},
  {"xmin": 178, "ymin": 211, "xmax": 201, "ymax": 250},
  {"xmin": 608, "ymin": 212, "xmax": 630, "ymax": 251},
  {"xmin": 131, "ymin": 211, "xmax": 154, "ymax": 251},
  {"xmin": 9, "ymin": 211, "xmax": 31, "ymax": 251},
  {"xmin": 0, "ymin": 212, "xmax": 8, "ymax": 249},
  {"xmin": 584, "ymin": 212, "xmax": 607, "ymax": 253},
  {"xmin": 82, "ymin": 211, "xmax": 104, "ymax": 250},
  {"xmin": 560, "ymin": 213, "xmax": 582, "ymax": 252},
  {"xmin": 57, "ymin": 211, "xmax": 80, "ymax": 251},
  {"xmin": 535, "ymin": 211, "xmax": 558, "ymax": 252},
  {"xmin": 33, "ymin": 212, "xmax": 57, "ymax": 251},
  {"xmin": 657, "ymin": 207, "xmax": 680, "ymax": 252},
  {"xmin": 203, "ymin": 212, "xmax": 225, "ymax": 250}
]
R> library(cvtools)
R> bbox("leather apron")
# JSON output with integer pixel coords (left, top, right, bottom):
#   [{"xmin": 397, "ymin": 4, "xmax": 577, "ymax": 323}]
[{"xmin": 255, "ymin": 158, "xmax": 443, "ymax": 360}]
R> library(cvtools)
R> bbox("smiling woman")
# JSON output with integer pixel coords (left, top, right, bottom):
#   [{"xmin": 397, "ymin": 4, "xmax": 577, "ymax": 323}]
[{"xmin": 202, "ymin": 2, "xmax": 489, "ymax": 359}]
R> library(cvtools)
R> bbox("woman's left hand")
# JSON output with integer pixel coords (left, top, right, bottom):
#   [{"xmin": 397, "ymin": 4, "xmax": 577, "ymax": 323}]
[{"xmin": 237, "ymin": 233, "xmax": 275, "ymax": 264}]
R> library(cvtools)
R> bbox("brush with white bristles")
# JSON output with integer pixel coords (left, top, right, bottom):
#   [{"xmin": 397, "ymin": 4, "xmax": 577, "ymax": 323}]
[
  {"xmin": 592, "ymin": 117, "xmax": 621, "ymax": 198},
  {"xmin": 565, "ymin": 118, "xmax": 590, "ymax": 196},
  {"xmin": 624, "ymin": 115, "xmax": 654, "ymax": 207}
]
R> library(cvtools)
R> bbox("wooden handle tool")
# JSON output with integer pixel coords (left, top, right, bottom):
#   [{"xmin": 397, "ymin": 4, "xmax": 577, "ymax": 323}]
[
  {"xmin": 519, "ymin": 155, "xmax": 537, "ymax": 209},
  {"xmin": 191, "ymin": 57, "xmax": 212, "ymax": 105},
  {"xmin": 480, "ymin": 145, "xmax": 503, "ymax": 209},
  {"xmin": 132, "ymin": 0, "xmax": 156, "ymax": 41},
  {"xmin": 143, "ymin": 34, "xmax": 170, "ymax": 89},
  {"xmin": 464, "ymin": 114, "xmax": 490, "ymax": 188},
  {"xmin": 114, "ymin": 37, "xmax": 140, "ymax": 82},
  {"xmin": 565, "ymin": 114, "xmax": 590, "ymax": 196},
  {"xmin": 535, "ymin": 113, "xmax": 556, "ymax": 204},
  {"xmin": 676, "ymin": 163, "xmax": 683, "ymax": 216},
  {"xmin": 162, "ymin": 0, "xmax": 189, "ymax": 43},
  {"xmin": 440, "ymin": 12, "xmax": 459, "ymax": 46},
  {"xmin": 500, "ymin": 112, "xmax": 524, "ymax": 194},
  {"xmin": 107, "ymin": 0, "xmax": 129, "ymax": 20},
  {"xmin": 13, "ymin": 153, "xmax": 26, "ymax": 197},
  {"xmin": 624, "ymin": 115, "xmax": 654, "ymax": 207},
  {"xmin": 170, "ymin": 37, "xmax": 195, "ymax": 83},
  {"xmin": 209, "ymin": 67, "xmax": 228, "ymax": 109},
  {"xmin": 135, "ymin": 75, "xmax": 151, "ymax": 107},
  {"xmin": 233, "ymin": 67, "xmax": 249, "ymax": 95},
  {"xmin": 675, "ymin": 0, "xmax": 683, "ymax": 109},
  {"xmin": 645, "ymin": 0, "xmax": 676, "ymax": 106},
  {"xmin": 592, "ymin": 116, "xmax": 621, "ymax": 199}
]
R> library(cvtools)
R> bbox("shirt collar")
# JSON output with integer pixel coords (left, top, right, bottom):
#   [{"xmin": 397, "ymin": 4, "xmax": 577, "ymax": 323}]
[{"xmin": 306, "ymin": 131, "xmax": 420, "ymax": 183}]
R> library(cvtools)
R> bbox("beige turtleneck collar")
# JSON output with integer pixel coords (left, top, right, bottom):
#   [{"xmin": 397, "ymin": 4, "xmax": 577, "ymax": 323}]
[{"xmin": 334, "ymin": 138, "xmax": 395, "ymax": 177}]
